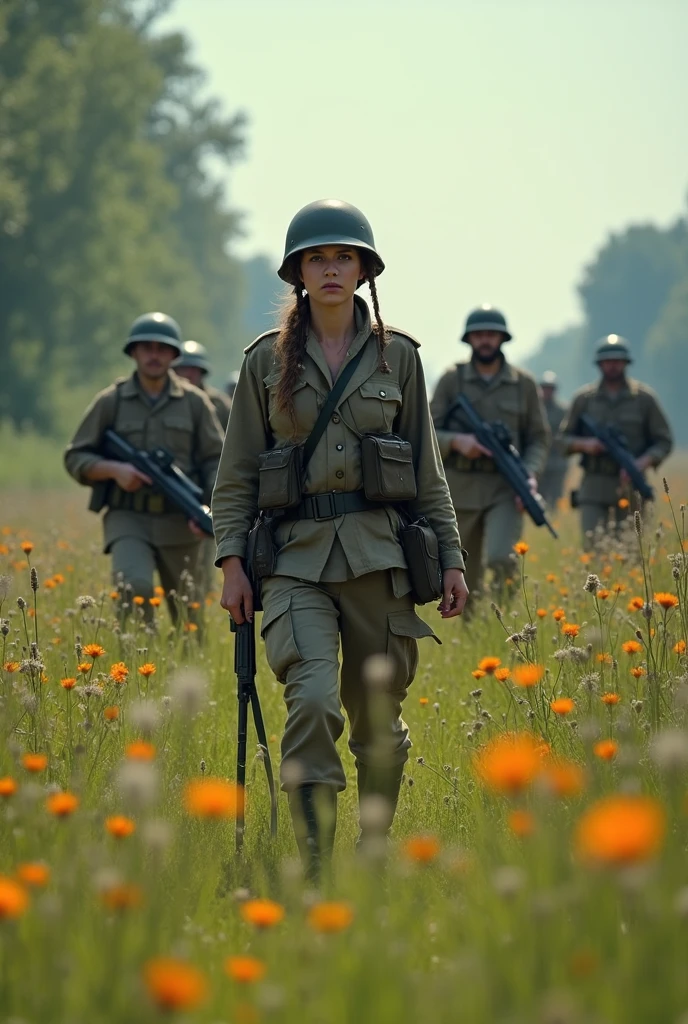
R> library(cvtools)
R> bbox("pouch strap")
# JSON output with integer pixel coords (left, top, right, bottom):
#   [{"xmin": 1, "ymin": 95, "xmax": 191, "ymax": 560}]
[
  {"xmin": 301, "ymin": 346, "xmax": 367, "ymax": 472},
  {"xmin": 284, "ymin": 490, "xmax": 379, "ymax": 521}
]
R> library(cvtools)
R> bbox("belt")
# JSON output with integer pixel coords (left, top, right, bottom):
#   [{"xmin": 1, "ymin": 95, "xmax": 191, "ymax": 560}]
[
  {"xmin": 452, "ymin": 455, "xmax": 497, "ymax": 473},
  {"xmin": 283, "ymin": 491, "xmax": 380, "ymax": 521},
  {"xmin": 583, "ymin": 456, "xmax": 620, "ymax": 477},
  {"xmin": 108, "ymin": 487, "xmax": 173, "ymax": 514}
]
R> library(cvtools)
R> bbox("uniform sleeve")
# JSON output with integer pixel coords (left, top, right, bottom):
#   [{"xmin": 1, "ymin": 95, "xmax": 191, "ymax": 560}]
[
  {"xmin": 193, "ymin": 393, "xmax": 225, "ymax": 503},
  {"xmin": 521, "ymin": 377, "xmax": 550, "ymax": 476},
  {"xmin": 559, "ymin": 392, "xmax": 587, "ymax": 453},
  {"xmin": 211, "ymin": 392, "xmax": 232, "ymax": 432},
  {"xmin": 211, "ymin": 350, "xmax": 271, "ymax": 564},
  {"xmin": 643, "ymin": 392, "xmax": 673, "ymax": 466},
  {"xmin": 396, "ymin": 350, "xmax": 465, "ymax": 572},
  {"xmin": 429, "ymin": 369, "xmax": 457, "ymax": 461},
  {"xmin": 63, "ymin": 392, "xmax": 111, "ymax": 485}
]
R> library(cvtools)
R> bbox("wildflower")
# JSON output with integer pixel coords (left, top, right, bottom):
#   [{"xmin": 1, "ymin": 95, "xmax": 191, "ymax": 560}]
[
  {"xmin": 144, "ymin": 958, "xmax": 208, "ymax": 1011},
  {"xmin": 628, "ymin": 596, "xmax": 645, "ymax": 612},
  {"xmin": 576, "ymin": 795, "xmax": 665, "ymax": 865},
  {"xmin": 110, "ymin": 591, "xmax": 119, "ymax": 600},
  {"xmin": 511, "ymin": 664, "xmax": 544, "ymax": 688},
  {"xmin": 76, "ymin": 595, "xmax": 96, "ymax": 610},
  {"xmin": 184, "ymin": 778, "xmax": 243, "ymax": 818},
  {"xmin": 224, "ymin": 956, "xmax": 267, "ymax": 983},
  {"xmin": 0, "ymin": 777, "xmax": 18, "ymax": 797},
  {"xmin": 474, "ymin": 732, "xmax": 542, "ymax": 795},
  {"xmin": 109, "ymin": 662, "xmax": 129, "ymax": 684},
  {"xmin": 494, "ymin": 667, "xmax": 510, "ymax": 682},
  {"xmin": 60, "ymin": 677, "xmax": 77, "ymax": 690},
  {"xmin": 402, "ymin": 835, "xmax": 441, "ymax": 863},
  {"xmin": 597, "ymin": 588, "xmax": 610, "ymax": 600},
  {"xmin": 104, "ymin": 706, "xmax": 120, "ymax": 721},
  {"xmin": 618, "ymin": 498, "xmax": 630, "ymax": 509},
  {"xmin": 0, "ymin": 877, "xmax": 29, "ymax": 919},
  {"xmin": 240, "ymin": 898, "xmax": 285, "ymax": 929},
  {"xmin": 419, "ymin": 697, "xmax": 429, "ymax": 706},
  {"xmin": 583, "ymin": 574, "xmax": 601, "ymax": 594},
  {"xmin": 3, "ymin": 661, "xmax": 20, "ymax": 673},
  {"xmin": 596, "ymin": 653, "xmax": 612, "ymax": 665},
  {"xmin": 622, "ymin": 640, "xmax": 642, "ymax": 654},
  {"xmin": 46, "ymin": 792, "xmax": 79, "ymax": 817},
  {"xmin": 513, "ymin": 541, "xmax": 529, "ymax": 555},
  {"xmin": 674, "ymin": 641, "xmax": 686, "ymax": 655},
  {"xmin": 477, "ymin": 657, "xmax": 502, "ymax": 676},
  {"xmin": 183, "ymin": 622, "xmax": 198, "ymax": 633},
  {"xmin": 125, "ymin": 741, "xmax": 156, "ymax": 762},
  {"xmin": 188, "ymin": 601, "xmax": 201, "ymax": 611},
  {"xmin": 20, "ymin": 541, "xmax": 34, "ymax": 554},
  {"xmin": 631, "ymin": 666, "xmax": 646, "ymax": 679},
  {"xmin": 22, "ymin": 753, "xmax": 47, "ymax": 773},
  {"xmin": 132, "ymin": 596, "xmax": 145, "ymax": 606},
  {"xmin": 655, "ymin": 592, "xmax": 679, "ymax": 610},
  {"xmin": 154, "ymin": 586, "xmax": 165, "ymax": 597},
  {"xmin": 138, "ymin": 663, "xmax": 156, "ymax": 677},
  {"xmin": 17, "ymin": 862, "xmax": 50, "ymax": 887},
  {"xmin": 508, "ymin": 809, "xmax": 535, "ymax": 837},
  {"xmin": 546, "ymin": 573, "xmax": 557, "ymax": 583},
  {"xmin": 307, "ymin": 901, "xmax": 355, "ymax": 932},
  {"xmin": 562, "ymin": 623, "xmax": 580, "ymax": 638},
  {"xmin": 101, "ymin": 883, "xmax": 144, "ymax": 911},
  {"xmin": 106, "ymin": 815, "xmax": 136, "ymax": 838},
  {"xmin": 601, "ymin": 693, "xmax": 620, "ymax": 706},
  {"xmin": 594, "ymin": 739, "xmax": 618, "ymax": 761},
  {"xmin": 471, "ymin": 669, "xmax": 486, "ymax": 680},
  {"xmin": 149, "ymin": 597, "xmax": 162, "ymax": 607},
  {"xmin": 542, "ymin": 758, "xmax": 586, "ymax": 797},
  {"xmin": 553, "ymin": 608, "xmax": 565, "ymax": 621},
  {"xmin": 536, "ymin": 608, "xmax": 547, "ymax": 618},
  {"xmin": 551, "ymin": 697, "xmax": 575, "ymax": 715},
  {"xmin": 77, "ymin": 662, "xmax": 92, "ymax": 674}
]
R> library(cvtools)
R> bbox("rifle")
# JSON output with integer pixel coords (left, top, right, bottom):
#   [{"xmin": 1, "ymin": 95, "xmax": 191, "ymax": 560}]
[
  {"xmin": 231, "ymin": 616, "xmax": 278, "ymax": 852},
  {"xmin": 91, "ymin": 429, "xmax": 214, "ymax": 536},
  {"xmin": 578, "ymin": 414, "xmax": 654, "ymax": 502},
  {"xmin": 446, "ymin": 394, "xmax": 558, "ymax": 538}
]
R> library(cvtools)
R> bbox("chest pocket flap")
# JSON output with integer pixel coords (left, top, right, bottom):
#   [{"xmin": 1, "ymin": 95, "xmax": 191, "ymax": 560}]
[{"xmin": 358, "ymin": 379, "xmax": 402, "ymax": 403}]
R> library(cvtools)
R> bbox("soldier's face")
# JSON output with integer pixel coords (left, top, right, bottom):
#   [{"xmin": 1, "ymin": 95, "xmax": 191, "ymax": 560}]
[
  {"xmin": 131, "ymin": 341, "xmax": 178, "ymax": 379},
  {"xmin": 175, "ymin": 365, "xmax": 204, "ymax": 388},
  {"xmin": 300, "ymin": 246, "xmax": 363, "ymax": 305},
  {"xmin": 467, "ymin": 330, "xmax": 504, "ymax": 364},
  {"xmin": 541, "ymin": 385, "xmax": 555, "ymax": 402},
  {"xmin": 599, "ymin": 358, "xmax": 628, "ymax": 383}
]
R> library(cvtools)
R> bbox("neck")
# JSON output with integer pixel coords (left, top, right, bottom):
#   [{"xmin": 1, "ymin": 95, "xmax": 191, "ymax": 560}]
[
  {"xmin": 137, "ymin": 370, "xmax": 168, "ymax": 397},
  {"xmin": 602, "ymin": 377, "xmax": 625, "ymax": 394},
  {"xmin": 472, "ymin": 356, "xmax": 502, "ymax": 376},
  {"xmin": 309, "ymin": 297, "xmax": 357, "ymax": 350}
]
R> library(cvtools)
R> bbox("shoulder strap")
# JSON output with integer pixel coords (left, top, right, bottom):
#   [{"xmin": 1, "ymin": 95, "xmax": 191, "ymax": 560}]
[
  {"xmin": 110, "ymin": 380, "xmax": 123, "ymax": 429},
  {"xmin": 301, "ymin": 345, "xmax": 366, "ymax": 472}
]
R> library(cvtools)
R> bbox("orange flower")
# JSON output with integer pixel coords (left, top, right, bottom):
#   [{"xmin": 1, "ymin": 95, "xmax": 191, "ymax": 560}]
[
  {"xmin": 550, "ymin": 697, "xmax": 575, "ymax": 715},
  {"xmin": 478, "ymin": 656, "xmax": 501, "ymax": 674},
  {"xmin": 0, "ymin": 543, "xmax": 8, "ymax": 555},
  {"xmin": 22, "ymin": 753, "xmax": 47, "ymax": 773},
  {"xmin": 144, "ymin": 958, "xmax": 207, "ymax": 1011},
  {"xmin": 628, "ymin": 596, "xmax": 645, "ymax": 612},
  {"xmin": 596, "ymin": 653, "xmax": 612, "ymax": 664},
  {"xmin": 655, "ymin": 592, "xmax": 679, "ymax": 610},
  {"xmin": 673, "ymin": 640, "xmax": 686, "ymax": 655},
  {"xmin": 154, "ymin": 585, "xmax": 165, "ymax": 597},
  {"xmin": 138, "ymin": 663, "xmax": 156, "ymax": 677},
  {"xmin": 0, "ymin": 877, "xmax": 29, "ymax": 919},
  {"xmin": 618, "ymin": 498, "xmax": 630, "ymax": 509},
  {"xmin": 77, "ymin": 662, "xmax": 92, "ymax": 674},
  {"xmin": 631, "ymin": 667, "xmax": 646, "ymax": 679},
  {"xmin": 83, "ymin": 643, "xmax": 105, "ymax": 659},
  {"xmin": 224, "ymin": 956, "xmax": 267, "ymax": 983},
  {"xmin": 46, "ymin": 791, "xmax": 79, "ymax": 817},
  {"xmin": 597, "ymin": 589, "xmax": 610, "ymax": 600},
  {"xmin": 542, "ymin": 758, "xmax": 586, "ymax": 798},
  {"xmin": 125, "ymin": 741, "xmax": 156, "ymax": 761},
  {"xmin": 188, "ymin": 601, "xmax": 201, "ymax": 611},
  {"xmin": 0, "ymin": 777, "xmax": 18, "ymax": 797},
  {"xmin": 105, "ymin": 815, "xmax": 136, "ymax": 838},
  {"xmin": 109, "ymin": 662, "xmax": 129, "ymax": 684},
  {"xmin": 553, "ymin": 608, "xmax": 565, "ymax": 621},
  {"xmin": 60, "ymin": 677, "xmax": 77, "ymax": 690},
  {"xmin": 20, "ymin": 541, "xmax": 34, "ymax": 554},
  {"xmin": 601, "ymin": 693, "xmax": 620, "ymax": 706},
  {"xmin": 612, "ymin": 583, "xmax": 626, "ymax": 594},
  {"xmin": 594, "ymin": 739, "xmax": 618, "ymax": 761},
  {"xmin": 536, "ymin": 608, "xmax": 548, "ymax": 618},
  {"xmin": 149, "ymin": 597, "xmax": 162, "ymax": 607},
  {"xmin": 184, "ymin": 778, "xmax": 243, "ymax": 818},
  {"xmin": 110, "ymin": 590, "xmax": 120, "ymax": 600},
  {"xmin": 104, "ymin": 706, "xmax": 120, "ymax": 721},
  {"xmin": 17, "ymin": 862, "xmax": 50, "ymax": 887},
  {"xmin": 494, "ymin": 667, "xmax": 510, "ymax": 682},
  {"xmin": 562, "ymin": 623, "xmax": 580, "ymax": 638},
  {"xmin": 132, "ymin": 596, "xmax": 145, "ymax": 606},
  {"xmin": 622, "ymin": 640, "xmax": 642, "ymax": 654},
  {"xmin": 513, "ymin": 541, "xmax": 529, "ymax": 555},
  {"xmin": 307, "ymin": 901, "xmax": 355, "ymax": 933},
  {"xmin": 101, "ymin": 883, "xmax": 144, "ymax": 911},
  {"xmin": 3, "ymin": 661, "xmax": 20, "ymax": 673},
  {"xmin": 511, "ymin": 664, "xmax": 544, "ymax": 688},
  {"xmin": 559, "ymin": 587, "xmax": 569, "ymax": 597},
  {"xmin": 508, "ymin": 809, "xmax": 535, "ymax": 837},
  {"xmin": 52, "ymin": 573, "xmax": 65, "ymax": 584},
  {"xmin": 184, "ymin": 622, "xmax": 198, "ymax": 633},
  {"xmin": 419, "ymin": 697, "xmax": 429, "ymax": 706},
  {"xmin": 546, "ymin": 573, "xmax": 558, "ymax": 583},
  {"xmin": 576, "ymin": 795, "xmax": 665, "ymax": 865},
  {"xmin": 240, "ymin": 898, "xmax": 285, "ymax": 929},
  {"xmin": 402, "ymin": 835, "xmax": 441, "ymax": 864},
  {"xmin": 474, "ymin": 732, "xmax": 542, "ymax": 794},
  {"xmin": 471, "ymin": 669, "xmax": 486, "ymax": 680}
]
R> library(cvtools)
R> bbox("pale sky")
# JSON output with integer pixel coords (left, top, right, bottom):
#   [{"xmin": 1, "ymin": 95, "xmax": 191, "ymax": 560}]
[{"xmin": 159, "ymin": 0, "xmax": 688, "ymax": 378}]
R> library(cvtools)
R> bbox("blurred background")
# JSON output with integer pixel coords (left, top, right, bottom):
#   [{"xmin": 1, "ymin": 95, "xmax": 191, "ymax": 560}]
[{"xmin": 1, "ymin": 0, "xmax": 687, "ymax": 478}]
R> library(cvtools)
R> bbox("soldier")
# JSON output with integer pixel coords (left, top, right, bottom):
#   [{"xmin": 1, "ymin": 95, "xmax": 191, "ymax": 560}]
[
  {"xmin": 561, "ymin": 335, "xmax": 673, "ymax": 543},
  {"xmin": 64, "ymin": 312, "xmax": 224, "ymax": 622},
  {"xmin": 430, "ymin": 306, "xmax": 549, "ymax": 603},
  {"xmin": 173, "ymin": 340, "xmax": 233, "ymax": 431},
  {"xmin": 538, "ymin": 370, "xmax": 569, "ymax": 508},
  {"xmin": 212, "ymin": 199, "xmax": 468, "ymax": 878}
]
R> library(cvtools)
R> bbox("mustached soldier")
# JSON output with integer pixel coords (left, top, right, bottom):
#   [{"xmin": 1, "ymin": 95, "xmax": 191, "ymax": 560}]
[
  {"xmin": 64, "ymin": 313, "xmax": 224, "ymax": 621},
  {"xmin": 538, "ymin": 371, "xmax": 569, "ymax": 508},
  {"xmin": 430, "ymin": 307, "xmax": 549, "ymax": 603},
  {"xmin": 560, "ymin": 335, "xmax": 673, "ymax": 544},
  {"xmin": 212, "ymin": 200, "xmax": 467, "ymax": 878},
  {"xmin": 173, "ymin": 341, "xmax": 233, "ymax": 432}
]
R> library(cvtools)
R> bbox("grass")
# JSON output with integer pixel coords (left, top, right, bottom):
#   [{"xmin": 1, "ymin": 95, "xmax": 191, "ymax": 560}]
[{"xmin": 2, "ymin": 466, "xmax": 688, "ymax": 1023}]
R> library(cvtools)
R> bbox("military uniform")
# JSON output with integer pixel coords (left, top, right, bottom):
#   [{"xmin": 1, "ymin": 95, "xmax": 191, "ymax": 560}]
[
  {"xmin": 539, "ymin": 388, "xmax": 569, "ymax": 507},
  {"xmin": 431, "ymin": 356, "xmax": 549, "ymax": 598},
  {"xmin": 205, "ymin": 385, "xmax": 232, "ymax": 431},
  {"xmin": 65, "ymin": 320, "xmax": 224, "ymax": 621}
]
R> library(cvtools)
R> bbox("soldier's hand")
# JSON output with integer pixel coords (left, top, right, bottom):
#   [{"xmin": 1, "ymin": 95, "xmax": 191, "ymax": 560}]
[
  {"xmin": 112, "ymin": 463, "xmax": 152, "ymax": 492},
  {"xmin": 578, "ymin": 437, "xmax": 606, "ymax": 456},
  {"xmin": 438, "ymin": 569, "xmax": 469, "ymax": 618},
  {"xmin": 220, "ymin": 556, "xmax": 254, "ymax": 624},
  {"xmin": 515, "ymin": 475, "xmax": 539, "ymax": 511},
  {"xmin": 451, "ymin": 433, "xmax": 492, "ymax": 459},
  {"xmin": 187, "ymin": 520, "xmax": 205, "ymax": 538}
]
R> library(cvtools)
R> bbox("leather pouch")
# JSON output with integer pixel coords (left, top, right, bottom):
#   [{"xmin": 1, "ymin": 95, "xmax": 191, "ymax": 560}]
[
  {"xmin": 361, "ymin": 434, "xmax": 417, "ymax": 502},
  {"xmin": 570, "ymin": 488, "xmax": 580, "ymax": 509},
  {"xmin": 257, "ymin": 445, "xmax": 303, "ymax": 509},
  {"xmin": 400, "ymin": 516, "xmax": 442, "ymax": 605}
]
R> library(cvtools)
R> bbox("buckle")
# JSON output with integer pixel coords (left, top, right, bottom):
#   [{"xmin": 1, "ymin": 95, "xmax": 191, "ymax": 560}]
[{"xmin": 311, "ymin": 493, "xmax": 338, "ymax": 521}]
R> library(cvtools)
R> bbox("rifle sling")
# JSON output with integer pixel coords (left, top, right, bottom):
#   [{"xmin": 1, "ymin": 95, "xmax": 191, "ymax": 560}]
[{"xmin": 301, "ymin": 345, "xmax": 366, "ymax": 473}]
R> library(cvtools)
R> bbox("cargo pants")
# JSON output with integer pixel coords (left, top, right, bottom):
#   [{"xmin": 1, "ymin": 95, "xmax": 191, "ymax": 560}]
[
  {"xmin": 259, "ymin": 570, "xmax": 439, "ymax": 793},
  {"xmin": 539, "ymin": 469, "xmax": 567, "ymax": 509},
  {"xmin": 110, "ymin": 536, "xmax": 202, "ymax": 624},
  {"xmin": 455, "ymin": 499, "xmax": 522, "ymax": 599}
]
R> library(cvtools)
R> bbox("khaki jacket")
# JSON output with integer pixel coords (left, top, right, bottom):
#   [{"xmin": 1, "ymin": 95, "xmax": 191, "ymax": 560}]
[
  {"xmin": 560, "ymin": 377, "xmax": 673, "ymax": 505},
  {"xmin": 430, "ymin": 358, "xmax": 550, "ymax": 511},
  {"xmin": 205, "ymin": 384, "xmax": 233, "ymax": 432},
  {"xmin": 212, "ymin": 297, "xmax": 464, "ymax": 586},
  {"xmin": 542, "ymin": 398, "xmax": 569, "ymax": 474},
  {"xmin": 64, "ymin": 370, "xmax": 224, "ymax": 549}
]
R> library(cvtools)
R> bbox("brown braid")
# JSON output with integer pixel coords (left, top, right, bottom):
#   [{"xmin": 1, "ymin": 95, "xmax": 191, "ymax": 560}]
[
  {"xmin": 273, "ymin": 276, "xmax": 309, "ymax": 423},
  {"xmin": 365, "ymin": 257, "xmax": 391, "ymax": 374}
]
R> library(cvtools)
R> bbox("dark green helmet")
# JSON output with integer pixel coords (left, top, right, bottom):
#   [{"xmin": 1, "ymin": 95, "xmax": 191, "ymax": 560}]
[
  {"xmin": 594, "ymin": 334, "xmax": 632, "ymax": 364},
  {"xmin": 461, "ymin": 306, "xmax": 512, "ymax": 342},
  {"xmin": 540, "ymin": 370, "xmax": 558, "ymax": 387},
  {"xmin": 173, "ymin": 340, "xmax": 210, "ymax": 375},
  {"xmin": 124, "ymin": 312, "xmax": 182, "ymax": 356},
  {"xmin": 278, "ymin": 199, "xmax": 385, "ymax": 286}
]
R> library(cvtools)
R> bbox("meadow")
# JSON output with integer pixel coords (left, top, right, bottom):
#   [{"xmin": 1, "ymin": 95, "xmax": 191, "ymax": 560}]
[{"xmin": 2, "ymin": 465, "xmax": 688, "ymax": 1024}]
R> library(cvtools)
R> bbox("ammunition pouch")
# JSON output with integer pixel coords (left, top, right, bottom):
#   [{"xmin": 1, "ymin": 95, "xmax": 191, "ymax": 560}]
[
  {"xmin": 106, "ymin": 486, "xmax": 174, "ymax": 515},
  {"xmin": 581, "ymin": 455, "xmax": 620, "ymax": 476},
  {"xmin": 360, "ymin": 433, "xmax": 417, "ymax": 501},
  {"xmin": 399, "ymin": 514, "xmax": 442, "ymax": 606},
  {"xmin": 257, "ymin": 445, "xmax": 303, "ymax": 510},
  {"xmin": 451, "ymin": 454, "xmax": 497, "ymax": 473}
]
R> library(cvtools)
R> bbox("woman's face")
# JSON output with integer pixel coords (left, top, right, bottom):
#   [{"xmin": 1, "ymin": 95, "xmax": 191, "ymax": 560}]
[{"xmin": 299, "ymin": 245, "xmax": 363, "ymax": 306}]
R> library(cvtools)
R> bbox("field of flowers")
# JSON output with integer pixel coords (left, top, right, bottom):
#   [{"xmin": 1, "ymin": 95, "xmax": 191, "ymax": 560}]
[{"xmin": 3, "ymin": 472, "xmax": 688, "ymax": 1024}]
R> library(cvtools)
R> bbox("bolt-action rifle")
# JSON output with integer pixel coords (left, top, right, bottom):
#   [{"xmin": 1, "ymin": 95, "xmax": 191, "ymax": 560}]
[{"xmin": 578, "ymin": 414, "xmax": 654, "ymax": 502}]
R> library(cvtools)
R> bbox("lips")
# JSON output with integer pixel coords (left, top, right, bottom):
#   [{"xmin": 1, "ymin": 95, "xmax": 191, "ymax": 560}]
[{"xmin": 322, "ymin": 284, "xmax": 342, "ymax": 291}]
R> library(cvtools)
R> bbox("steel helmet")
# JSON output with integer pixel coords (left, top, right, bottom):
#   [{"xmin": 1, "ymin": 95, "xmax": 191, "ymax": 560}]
[
  {"xmin": 594, "ymin": 334, "xmax": 632, "ymax": 364},
  {"xmin": 540, "ymin": 370, "xmax": 558, "ymax": 387},
  {"xmin": 173, "ymin": 340, "xmax": 211, "ymax": 375},
  {"xmin": 461, "ymin": 306, "xmax": 512, "ymax": 342},
  {"xmin": 124, "ymin": 312, "xmax": 182, "ymax": 356},
  {"xmin": 278, "ymin": 199, "xmax": 385, "ymax": 286}
]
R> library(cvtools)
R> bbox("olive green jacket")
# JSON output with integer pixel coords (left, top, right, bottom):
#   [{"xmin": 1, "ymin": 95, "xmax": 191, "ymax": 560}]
[
  {"xmin": 560, "ymin": 377, "xmax": 673, "ymax": 505},
  {"xmin": 205, "ymin": 384, "xmax": 233, "ymax": 432},
  {"xmin": 64, "ymin": 370, "xmax": 224, "ymax": 549},
  {"xmin": 542, "ymin": 397, "xmax": 569, "ymax": 474},
  {"xmin": 430, "ymin": 359, "xmax": 550, "ymax": 511},
  {"xmin": 212, "ymin": 297, "xmax": 465, "ymax": 584}
]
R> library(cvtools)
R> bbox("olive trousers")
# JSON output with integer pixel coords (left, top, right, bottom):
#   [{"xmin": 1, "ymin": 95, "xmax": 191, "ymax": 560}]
[
  {"xmin": 539, "ymin": 469, "xmax": 567, "ymax": 509},
  {"xmin": 260, "ymin": 570, "xmax": 439, "ymax": 793},
  {"xmin": 110, "ymin": 536, "xmax": 202, "ymax": 623},
  {"xmin": 455, "ymin": 499, "xmax": 523, "ymax": 600}
]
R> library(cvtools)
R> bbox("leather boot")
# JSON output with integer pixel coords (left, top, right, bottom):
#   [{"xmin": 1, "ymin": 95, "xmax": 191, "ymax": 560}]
[
  {"xmin": 288, "ymin": 784, "xmax": 337, "ymax": 884},
  {"xmin": 356, "ymin": 762, "xmax": 405, "ymax": 848}
]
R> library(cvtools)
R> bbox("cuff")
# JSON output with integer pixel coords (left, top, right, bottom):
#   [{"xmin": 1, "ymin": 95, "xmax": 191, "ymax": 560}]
[
  {"xmin": 440, "ymin": 547, "xmax": 466, "ymax": 572},
  {"xmin": 69, "ymin": 454, "xmax": 102, "ymax": 486},
  {"xmin": 214, "ymin": 536, "xmax": 248, "ymax": 567}
]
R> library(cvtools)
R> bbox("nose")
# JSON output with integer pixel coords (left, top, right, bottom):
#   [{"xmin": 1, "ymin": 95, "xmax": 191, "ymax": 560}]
[{"xmin": 324, "ymin": 261, "xmax": 338, "ymax": 276}]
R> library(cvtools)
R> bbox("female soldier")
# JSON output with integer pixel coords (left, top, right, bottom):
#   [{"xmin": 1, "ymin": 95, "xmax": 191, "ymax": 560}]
[{"xmin": 212, "ymin": 199, "xmax": 467, "ymax": 877}]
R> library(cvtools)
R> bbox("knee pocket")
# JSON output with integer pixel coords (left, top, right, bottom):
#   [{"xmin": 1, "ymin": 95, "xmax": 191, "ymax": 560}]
[
  {"xmin": 386, "ymin": 609, "xmax": 439, "ymax": 692},
  {"xmin": 261, "ymin": 595, "xmax": 301, "ymax": 682}
]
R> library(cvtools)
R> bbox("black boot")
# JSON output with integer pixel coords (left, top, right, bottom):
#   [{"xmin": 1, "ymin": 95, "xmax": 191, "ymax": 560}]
[
  {"xmin": 356, "ymin": 762, "xmax": 405, "ymax": 848},
  {"xmin": 288, "ymin": 784, "xmax": 337, "ymax": 884}
]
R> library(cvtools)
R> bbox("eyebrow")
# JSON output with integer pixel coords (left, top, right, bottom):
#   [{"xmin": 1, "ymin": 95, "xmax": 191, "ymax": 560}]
[{"xmin": 308, "ymin": 247, "xmax": 355, "ymax": 254}]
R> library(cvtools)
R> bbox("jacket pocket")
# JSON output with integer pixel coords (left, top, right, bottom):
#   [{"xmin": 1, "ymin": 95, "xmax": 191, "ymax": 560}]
[
  {"xmin": 352, "ymin": 378, "xmax": 402, "ymax": 433},
  {"xmin": 387, "ymin": 609, "xmax": 441, "ymax": 644},
  {"xmin": 260, "ymin": 594, "xmax": 301, "ymax": 682}
]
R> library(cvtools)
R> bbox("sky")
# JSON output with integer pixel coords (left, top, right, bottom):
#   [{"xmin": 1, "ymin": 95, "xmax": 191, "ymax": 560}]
[{"xmin": 159, "ymin": 0, "xmax": 688, "ymax": 378}]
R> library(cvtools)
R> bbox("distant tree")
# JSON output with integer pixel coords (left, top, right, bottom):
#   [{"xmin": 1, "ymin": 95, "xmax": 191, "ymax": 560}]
[{"xmin": 523, "ymin": 326, "xmax": 586, "ymax": 401}]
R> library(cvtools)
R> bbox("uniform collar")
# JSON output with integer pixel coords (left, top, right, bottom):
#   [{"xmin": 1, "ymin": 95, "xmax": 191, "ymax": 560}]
[
  {"xmin": 304, "ymin": 295, "xmax": 377, "ymax": 396},
  {"xmin": 595, "ymin": 376, "xmax": 632, "ymax": 397},
  {"xmin": 119, "ymin": 370, "xmax": 183, "ymax": 399}
]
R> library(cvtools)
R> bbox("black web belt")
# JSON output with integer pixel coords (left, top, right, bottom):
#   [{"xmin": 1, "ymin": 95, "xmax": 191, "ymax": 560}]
[{"xmin": 283, "ymin": 490, "xmax": 380, "ymax": 522}]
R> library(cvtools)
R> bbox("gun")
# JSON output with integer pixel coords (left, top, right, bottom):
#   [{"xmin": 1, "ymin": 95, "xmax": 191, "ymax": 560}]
[
  {"xmin": 447, "ymin": 394, "xmax": 558, "ymax": 538},
  {"xmin": 231, "ymin": 616, "xmax": 278, "ymax": 852},
  {"xmin": 578, "ymin": 414, "xmax": 654, "ymax": 502},
  {"xmin": 97, "ymin": 429, "xmax": 214, "ymax": 536}
]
